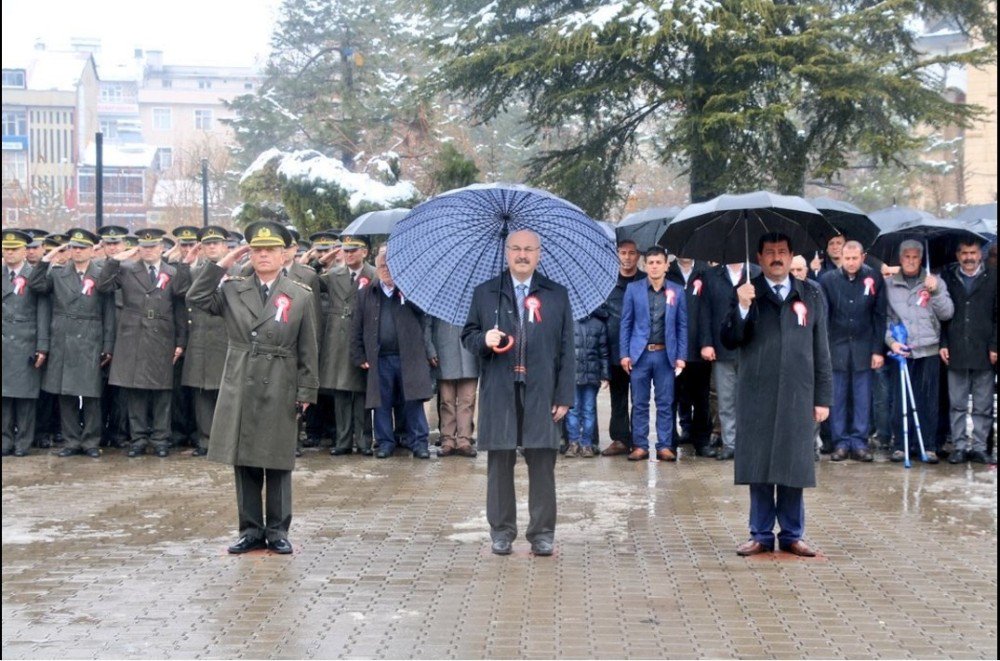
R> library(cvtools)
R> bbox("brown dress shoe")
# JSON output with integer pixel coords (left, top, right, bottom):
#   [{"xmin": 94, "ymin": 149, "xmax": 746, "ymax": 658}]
[
  {"xmin": 830, "ymin": 448, "xmax": 849, "ymax": 461},
  {"xmin": 656, "ymin": 448, "xmax": 677, "ymax": 462},
  {"xmin": 438, "ymin": 445, "xmax": 455, "ymax": 457},
  {"xmin": 601, "ymin": 440, "xmax": 629, "ymax": 456},
  {"xmin": 736, "ymin": 540, "xmax": 772, "ymax": 556},
  {"xmin": 454, "ymin": 445, "xmax": 478, "ymax": 457},
  {"xmin": 627, "ymin": 448, "xmax": 649, "ymax": 461},
  {"xmin": 780, "ymin": 540, "xmax": 817, "ymax": 557}
]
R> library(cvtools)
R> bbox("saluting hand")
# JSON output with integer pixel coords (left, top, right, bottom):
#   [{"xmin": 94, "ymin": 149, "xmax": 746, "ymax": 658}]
[
  {"xmin": 736, "ymin": 281, "xmax": 755, "ymax": 310},
  {"xmin": 318, "ymin": 246, "xmax": 342, "ymax": 266},
  {"xmin": 182, "ymin": 243, "xmax": 202, "ymax": 265},
  {"xmin": 113, "ymin": 246, "xmax": 139, "ymax": 262},
  {"xmin": 41, "ymin": 243, "xmax": 69, "ymax": 264},
  {"xmin": 218, "ymin": 245, "xmax": 251, "ymax": 270}
]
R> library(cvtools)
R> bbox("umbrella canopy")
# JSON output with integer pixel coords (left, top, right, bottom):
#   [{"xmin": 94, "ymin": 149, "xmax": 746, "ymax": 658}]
[
  {"xmin": 953, "ymin": 203, "xmax": 997, "ymax": 224},
  {"xmin": 615, "ymin": 206, "xmax": 682, "ymax": 252},
  {"xmin": 868, "ymin": 217, "xmax": 989, "ymax": 268},
  {"xmin": 660, "ymin": 191, "xmax": 838, "ymax": 264},
  {"xmin": 340, "ymin": 207, "xmax": 411, "ymax": 236},
  {"xmin": 596, "ymin": 221, "xmax": 617, "ymax": 241},
  {"xmin": 962, "ymin": 217, "xmax": 997, "ymax": 239},
  {"xmin": 806, "ymin": 197, "xmax": 879, "ymax": 248},
  {"xmin": 869, "ymin": 205, "xmax": 937, "ymax": 231},
  {"xmin": 386, "ymin": 183, "xmax": 618, "ymax": 325}
]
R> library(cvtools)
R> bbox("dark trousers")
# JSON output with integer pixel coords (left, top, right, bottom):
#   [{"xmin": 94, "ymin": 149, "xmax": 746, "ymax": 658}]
[
  {"xmin": 831, "ymin": 368, "xmax": 872, "ymax": 453},
  {"xmin": 303, "ymin": 392, "xmax": 335, "ymax": 445},
  {"xmin": 234, "ymin": 466, "xmax": 291, "ymax": 543},
  {"xmin": 191, "ymin": 388, "xmax": 218, "ymax": 452},
  {"xmin": 171, "ymin": 361, "xmax": 195, "ymax": 446},
  {"xmin": 126, "ymin": 388, "xmax": 172, "ymax": 451},
  {"xmin": 891, "ymin": 356, "xmax": 939, "ymax": 453},
  {"xmin": 871, "ymin": 364, "xmax": 894, "ymax": 442},
  {"xmin": 374, "ymin": 355, "xmax": 429, "ymax": 453},
  {"xmin": 59, "ymin": 395, "xmax": 102, "ymax": 451},
  {"xmin": 630, "ymin": 349, "xmax": 676, "ymax": 451},
  {"xmin": 749, "ymin": 483, "xmax": 804, "ymax": 548},
  {"xmin": 333, "ymin": 389, "xmax": 368, "ymax": 452},
  {"xmin": 675, "ymin": 360, "xmax": 712, "ymax": 447},
  {"xmin": 2, "ymin": 397, "xmax": 37, "ymax": 453},
  {"xmin": 34, "ymin": 389, "xmax": 60, "ymax": 443},
  {"xmin": 608, "ymin": 364, "xmax": 633, "ymax": 446},
  {"xmin": 101, "ymin": 380, "xmax": 129, "ymax": 446}
]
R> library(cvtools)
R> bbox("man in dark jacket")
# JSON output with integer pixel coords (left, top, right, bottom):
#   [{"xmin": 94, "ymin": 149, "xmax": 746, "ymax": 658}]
[
  {"xmin": 667, "ymin": 257, "xmax": 714, "ymax": 456},
  {"xmin": 722, "ymin": 232, "xmax": 833, "ymax": 558},
  {"xmin": 818, "ymin": 240, "xmax": 886, "ymax": 462},
  {"xmin": 600, "ymin": 240, "xmax": 644, "ymax": 456},
  {"xmin": 940, "ymin": 239, "xmax": 997, "ymax": 465},
  {"xmin": 351, "ymin": 252, "xmax": 434, "ymax": 459},
  {"xmin": 462, "ymin": 229, "xmax": 575, "ymax": 556},
  {"xmin": 699, "ymin": 261, "xmax": 761, "ymax": 460}
]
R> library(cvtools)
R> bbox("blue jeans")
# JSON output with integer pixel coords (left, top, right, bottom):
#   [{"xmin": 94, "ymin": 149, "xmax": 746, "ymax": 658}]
[
  {"xmin": 890, "ymin": 355, "xmax": 939, "ymax": 454},
  {"xmin": 375, "ymin": 355, "xmax": 429, "ymax": 454},
  {"xmin": 629, "ymin": 350, "xmax": 675, "ymax": 451},
  {"xmin": 565, "ymin": 384, "xmax": 599, "ymax": 446},
  {"xmin": 831, "ymin": 368, "xmax": 872, "ymax": 452},
  {"xmin": 749, "ymin": 483, "xmax": 804, "ymax": 548}
]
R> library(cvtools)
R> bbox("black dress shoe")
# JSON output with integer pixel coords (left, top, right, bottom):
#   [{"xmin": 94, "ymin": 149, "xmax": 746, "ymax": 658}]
[
  {"xmin": 13, "ymin": 449, "xmax": 27, "ymax": 457},
  {"xmin": 530, "ymin": 540, "xmax": 554, "ymax": 556},
  {"xmin": 694, "ymin": 445, "xmax": 716, "ymax": 458},
  {"xmin": 330, "ymin": 447, "xmax": 352, "ymax": 456},
  {"xmin": 85, "ymin": 448, "xmax": 101, "ymax": 459},
  {"xmin": 35, "ymin": 437, "xmax": 52, "ymax": 449},
  {"xmin": 228, "ymin": 536, "xmax": 266, "ymax": 554},
  {"xmin": 56, "ymin": 447, "xmax": 82, "ymax": 457},
  {"xmin": 717, "ymin": 447, "xmax": 735, "ymax": 461},
  {"xmin": 127, "ymin": 447, "xmax": 143, "ymax": 457},
  {"xmin": 1, "ymin": 450, "xmax": 11, "ymax": 457},
  {"xmin": 967, "ymin": 450, "xmax": 996, "ymax": 465},
  {"xmin": 301, "ymin": 437, "xmax": 321, "ymax": 448},
  {"xmin": 269, "ymin": 538, "xmax": 293, "ymax": 554},
  {"xmin": 155, "ymin": 448, "xmax": 169, "ymax": 458},
  {"xmin": 295, "ymin": 448, "xmax": 303, "ymax": 457},
  {"xmin": 359, "ymin": 448, "xmax": 374, "ymax": 456},
  {"xmin": 830, "ymin": 448, "xmax": 849, "ymax": 462},
  {"xmin": 948, "ymin": 449, "xmax": 967, "ymax": 464},
  {"xmin": 413, "ymin": 448, "xmax": 430, "ymax": 459},
  {"xmin": 191, "ymin": 447, "xmax": 208, "ymax": 457},
  {"xmin": 375, "ymin": 449, "xmax": 390, "ymax": 459},
  {"xmin": 491, "ymin": 539, "xmax": 512, "ymax": 555},
  {"xmin": 851, "ymin": 449, "xmax": 874, "ymax": 462}
]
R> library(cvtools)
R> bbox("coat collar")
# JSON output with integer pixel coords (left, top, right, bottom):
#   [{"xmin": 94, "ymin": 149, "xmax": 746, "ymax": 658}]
[{"xmin": 487, "ymin": 271, "xmax": 555, "ymax": 301}]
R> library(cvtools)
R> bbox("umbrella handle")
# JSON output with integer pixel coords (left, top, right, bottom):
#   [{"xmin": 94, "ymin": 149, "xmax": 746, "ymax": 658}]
[{"xmin": 492, "ymin": 335, "xmax": 515, "ymax": 354}]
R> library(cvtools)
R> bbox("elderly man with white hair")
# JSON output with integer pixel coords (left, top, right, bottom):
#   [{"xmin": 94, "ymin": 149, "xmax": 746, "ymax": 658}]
[{"xmin": 883, "ymin": 239, "xmax": 953, "ymax": 463}]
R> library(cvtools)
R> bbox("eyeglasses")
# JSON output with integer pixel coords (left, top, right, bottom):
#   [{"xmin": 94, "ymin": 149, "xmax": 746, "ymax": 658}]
[{"xmin": 506, "ymin": 246, "xmax": 539, "ymax": 254}]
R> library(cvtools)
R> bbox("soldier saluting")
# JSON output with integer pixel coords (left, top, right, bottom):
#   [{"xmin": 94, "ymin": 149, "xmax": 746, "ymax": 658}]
[{"xmin": 187, "ymin": 221, "xmax": 319, "ymax": 555}]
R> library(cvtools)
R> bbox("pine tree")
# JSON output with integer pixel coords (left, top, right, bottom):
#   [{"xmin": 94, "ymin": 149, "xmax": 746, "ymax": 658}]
[{"xmin": 428, "ymin": 0, "xmax": 996, "ymax": 215}]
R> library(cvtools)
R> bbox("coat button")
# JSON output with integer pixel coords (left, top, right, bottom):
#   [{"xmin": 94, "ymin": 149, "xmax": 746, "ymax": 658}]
[{"xmin": 251, "ymin": 331, "xmax": 257, "ymax": 337}]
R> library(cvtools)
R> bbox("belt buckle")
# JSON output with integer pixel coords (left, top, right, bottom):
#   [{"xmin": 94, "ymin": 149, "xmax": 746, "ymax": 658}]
[{"xmin": 146, "ymin": 309, "xmax": 155, "ymax": 319}]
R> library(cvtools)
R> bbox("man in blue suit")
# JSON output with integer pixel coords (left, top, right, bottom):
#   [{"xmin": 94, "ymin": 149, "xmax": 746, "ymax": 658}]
[{"xmin": 620, "ymin": 246, "xmax": 688, "ymax": 461}]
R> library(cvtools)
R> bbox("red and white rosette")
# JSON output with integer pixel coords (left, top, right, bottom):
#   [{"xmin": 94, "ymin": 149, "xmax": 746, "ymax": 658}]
[
  {"xmin": 156, "ymin": 272, "xmax": 171, "ymax": 290},
  {"xmin": 792, "ymin": 300, "xmax": 808, "ymax": 326},
  {"xmin": 357, "ymin": 276, "xmax": 370, "ymax": 290},
  {"xmin": 525, "ymin": 295, "xmax": 542, "ymax": 323},
  {"xmin": 917, "ymin": 290, "xmax": 930, "ymax": 307},
  {"xmin": 274, "ymin": 293, "xmax": 291, "ymax": 323},
  {"xmin": 863, "ymin": 277, "xmax": 875, "ymax": 296},
  {"xmin": 81, "ymin": 276, "xmax": 96, "ymax": 296},
  {"xmin": 692, "ymin": 279, "xmax": 703, "ymax": 296},
  {"xmin": 665, "ymin": 288, "xmax": 676, "ymax": 306},
  {"xmin": 12, "ymin": 275, "xmax": 27, "ymax": 296}
]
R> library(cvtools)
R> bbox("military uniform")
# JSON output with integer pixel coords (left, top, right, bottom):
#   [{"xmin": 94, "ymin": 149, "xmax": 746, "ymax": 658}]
[
  {"xmin": 95, "ymin": 225, "xmax": 130, "ymax": 447},
  {"xmin": 2, "ymin": 231, "xmax": 51, "ymax": 455},
  {"xmin": 97, "ymin": 228, "xmax": 189, "ymax": 456},
  {"xmin": 29, "ymin": 229, "xmax": 116, "ymax": 454},
  {"xmin": 187, "ymin": 221, "xmax": 319, "ymax": 551},
  {"xmin": 169, "ymin": 227, "xmax": 202, "ymax": 448}
]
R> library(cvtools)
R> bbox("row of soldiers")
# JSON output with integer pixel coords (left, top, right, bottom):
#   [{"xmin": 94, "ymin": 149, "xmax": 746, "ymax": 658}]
[{"xmin": 2, "ymin": 223, "xmax": 376, "ymax": 459}]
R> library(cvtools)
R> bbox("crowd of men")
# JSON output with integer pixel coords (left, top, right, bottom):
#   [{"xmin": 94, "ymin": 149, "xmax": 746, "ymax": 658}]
[{"xmin": 2, "ymin": 224, "xmax": 997, "ymax": 471}]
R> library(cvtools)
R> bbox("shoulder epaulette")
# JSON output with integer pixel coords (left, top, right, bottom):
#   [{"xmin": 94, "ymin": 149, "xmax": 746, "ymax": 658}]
[{"xmin": 288, "ymin": 280, "xmax": 312, "ymax": 292}]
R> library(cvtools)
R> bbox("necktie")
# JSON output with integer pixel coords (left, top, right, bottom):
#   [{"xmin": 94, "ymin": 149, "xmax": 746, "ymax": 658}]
[
  {"xmin": 9, "ymin": 269, "xmax": 14, "ymax": 282},
  {"xmin": 514, "ymin": 284, "xmax": 527, "ymax": 383},
  {"xmin": 148, "ymin": 265, "xmax": 157, "ymax": 286},
  {"xmin": 260, "ymin": 283, "xmax": 270, "ymax": 303},
  {"xmin": 773, "ymin": 283, "xmax": 784, "ymax": 300},
  {"xmin": 516, "ymin": 284, "xmax": 527, "ymax": 317}
]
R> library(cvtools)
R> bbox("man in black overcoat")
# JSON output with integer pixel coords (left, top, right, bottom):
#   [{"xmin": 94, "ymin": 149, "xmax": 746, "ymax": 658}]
[
  {"xmin": 461, "ymin": 229, "xmax": 575, "ymax": 556},
  {"xmin": 722, "ymin": 232, "xmax": 833, "ymax": 557}
]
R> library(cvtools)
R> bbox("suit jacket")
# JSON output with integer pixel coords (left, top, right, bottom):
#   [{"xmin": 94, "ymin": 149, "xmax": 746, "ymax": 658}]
[
  {"xmin": 667, "ymin": 261, "xmax": 708, "ymax": 364},
  {"xmin": 620, "ymin": 278, "xmax": 687, "ymax": 365},
  {"xmin": 698, "ymin": 263, "xmax": 760, "ymax": 362}
]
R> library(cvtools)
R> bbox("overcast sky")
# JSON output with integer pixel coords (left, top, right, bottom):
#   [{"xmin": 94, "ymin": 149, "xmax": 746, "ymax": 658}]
[{"xmin": 2, "ymin": 0, "xmax": 280, "ymax": 67}]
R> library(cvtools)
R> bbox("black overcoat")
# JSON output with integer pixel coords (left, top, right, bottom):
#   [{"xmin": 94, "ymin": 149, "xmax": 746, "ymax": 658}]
[
  {"xmin": 667, "ymin": 261, "xmax": 709, "ymax": 364},
  {"xmin": 461, "ymin": 273, "xmax": 575, "ymax": 451},
  {"xmin": 940, "ymin": 264, "xmax": 997, "ymax": 370},
  {"xmin": 699, "ymin": 263, "xmax": 760, "ymax": 361},
  {"xmin": 721, "ymin": 275, "xmax": 833, "ymax": 488}
]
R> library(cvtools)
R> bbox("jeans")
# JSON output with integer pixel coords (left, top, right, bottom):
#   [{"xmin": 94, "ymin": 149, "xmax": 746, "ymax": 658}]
[
  {"xmin": 565, "ymin": 384, "xmax": 599, "ymax": 446},
  {"xmin": 375, "ymin": 355, "xmax": 429, "ymax": 453},
  {"xmin": 630, "ymin": 350, "xmax": 676, "ymax": 451}
]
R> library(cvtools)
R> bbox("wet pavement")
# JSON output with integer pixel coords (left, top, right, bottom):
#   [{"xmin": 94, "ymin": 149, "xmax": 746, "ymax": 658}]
[{"xmin": 2, "ymin": 419, "xmax": 996, "ymax": 658}]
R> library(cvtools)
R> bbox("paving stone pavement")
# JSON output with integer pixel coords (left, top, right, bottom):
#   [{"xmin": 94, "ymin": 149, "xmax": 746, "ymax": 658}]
[{"xmin": 2, "ymin": 417, "xmax": 996, "ymax": 658}]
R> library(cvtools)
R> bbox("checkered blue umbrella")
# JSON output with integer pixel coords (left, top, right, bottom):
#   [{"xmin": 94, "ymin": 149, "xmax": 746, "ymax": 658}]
[{"xmin": 386, "ymin": 183, "xmax": 618, "ymax": 325}]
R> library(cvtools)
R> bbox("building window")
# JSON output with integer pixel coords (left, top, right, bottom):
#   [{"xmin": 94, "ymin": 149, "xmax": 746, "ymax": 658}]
[
  {"xmin": 155, "ymin": 147, "xmax": 173, "ymax": 171},
  {"xmin": 2, "ymin": 69, "xmax": 26, "ymax": 88},
  {"xmin": 152, "ymin": 108, "xmax": 172, "ymax": 131},
  {"xmin": 244, "ymin": 82, "xmax": 253, "ymax": 90},
  {"xmin": 78, "ymin": 169, "xmax": 145, "ymax": 206},
  {"xmin": 194, "ymin": 109, "xmax": 213, "ymax": 131},
  {"xmin": 101, "ymin": 84, "xmax": 125, "ymax": 103},
  {"xmin": 99, "ymin": 119, "xmax": 119, "ymax": 140},
  {"xmin": 161, "ymin": 78, "xmax": 172, "ymax": 88},
  {"xmin": 2, "ymin": 110, "xmax": 27, "ymax": 137},
  {"xmin": 198, "ymin": 79, "xmax": 213, "ymax": 89}
]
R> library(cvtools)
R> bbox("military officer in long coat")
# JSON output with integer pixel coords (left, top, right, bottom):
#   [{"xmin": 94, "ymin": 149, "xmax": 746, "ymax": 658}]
[
  {"xmin": 2, "ymin": 230, "xmax": 50, "ymax": 456},
  {"xmin": 317, "ymin": 237, "xmax": 377, "ymax": 455},
  {"xmin": 177, "ymin": 226, "xmax": 231, "ymax": 456},
  {"xmin": 97, "ymin": 228, "xmax": 189, "ymax": 458},
  {"xmin": 187, "ymin": 221, "xmax": 319, "ymax": 554},
  {"xmin": 29, "ymin": 229, "xmax": 116, "ymax": 458},
  {"xmin": 461, "ymin": 230, "xmax": 576, "ymax": 557},
  {"xmin": 722, "ymin": 232, "xmax": 833, "ymax": 558},
  {"xmin": 95, "ymin": 225, "xmax": 131, "ymax": 447}
]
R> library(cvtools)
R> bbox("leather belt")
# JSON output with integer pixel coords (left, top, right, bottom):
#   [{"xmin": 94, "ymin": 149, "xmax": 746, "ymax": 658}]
[
  {"xmin": 646, "ymin": 343, "xmax": 666, "ymax": 352},
  {"xmin": 231, "ymin": 341, "xmax": 293, "ymax": 358}
]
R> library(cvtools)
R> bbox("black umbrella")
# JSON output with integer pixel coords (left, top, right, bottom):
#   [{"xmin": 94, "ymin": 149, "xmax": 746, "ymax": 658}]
[
  {"xmin": 660, "ymin": 192, "xmax": 839, "ymax": 265},
  {"xmin": 953, "ymin": 203, "xmax": 996, "ymax": 224},
  {"xmin": 615, "ymin": 206, "xmax": 682, "ymax": 252},
  {"xmin": 806, "ymin": 197, "xmax": 879, "ymax": 248},
  {"xmin": 868, "ymin": 217, "xmax": 988, "ymax": 269},
  {"xmin": 869, "ymin": 205, "xmax": 937, "ymax": 231}
]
